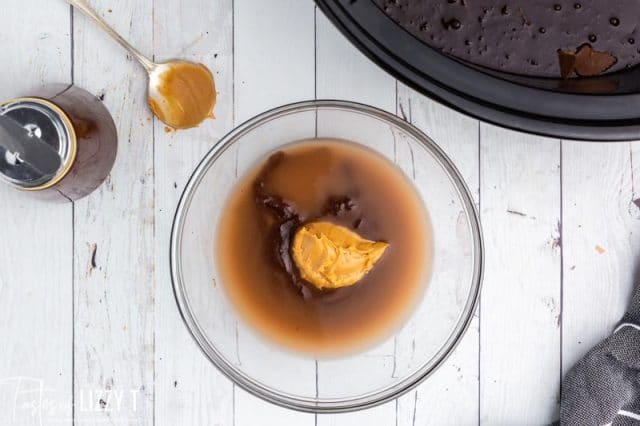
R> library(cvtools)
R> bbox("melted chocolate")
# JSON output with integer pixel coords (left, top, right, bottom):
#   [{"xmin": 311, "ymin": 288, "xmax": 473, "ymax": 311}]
[{"xmin": 253, "ymin": 151, "xmax": 361, "ymax": 301}]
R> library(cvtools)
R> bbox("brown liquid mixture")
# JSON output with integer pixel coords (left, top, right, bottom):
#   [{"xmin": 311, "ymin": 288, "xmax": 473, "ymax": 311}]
[{"xmin": 217, "ymin": 140, "xmax": 432, "ymax": 356}]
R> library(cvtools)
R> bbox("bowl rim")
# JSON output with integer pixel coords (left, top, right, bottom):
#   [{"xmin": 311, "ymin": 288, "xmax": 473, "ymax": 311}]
[{"xmin": 170, "ymin": 99, "xmax": 484, "ymax": 413}]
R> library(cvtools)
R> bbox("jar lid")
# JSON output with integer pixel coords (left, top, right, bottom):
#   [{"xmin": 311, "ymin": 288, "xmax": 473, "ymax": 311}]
[{"xmin": 0, "ymin": 98, "xmax": 75, "ymax": 189}]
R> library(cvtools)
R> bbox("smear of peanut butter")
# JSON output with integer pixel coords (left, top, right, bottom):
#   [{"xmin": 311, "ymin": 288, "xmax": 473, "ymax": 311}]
[
  {"xmin": 148, "ymin": 62, "xmax": 216, "ymax": 129},
  {"xmin": 292, "ymin": 221, "xmax": 389, "ymax": 290}
]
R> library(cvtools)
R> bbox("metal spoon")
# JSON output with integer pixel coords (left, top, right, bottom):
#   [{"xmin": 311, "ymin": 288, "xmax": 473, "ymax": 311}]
[{"xmin": 67, "ymin": 0, "xmax": 217, "ymax": 129}]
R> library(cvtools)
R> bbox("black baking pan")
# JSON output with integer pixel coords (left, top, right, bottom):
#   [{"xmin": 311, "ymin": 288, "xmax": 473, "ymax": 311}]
[{"xmin": 315, "ymin": 0, "xmax": 640, "ymax": 141}]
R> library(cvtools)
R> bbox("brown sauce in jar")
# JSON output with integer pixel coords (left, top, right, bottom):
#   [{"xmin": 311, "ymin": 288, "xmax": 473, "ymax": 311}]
[{"xmin": 217, "ymin": 139, "xmax": 433, "ymax": 356}]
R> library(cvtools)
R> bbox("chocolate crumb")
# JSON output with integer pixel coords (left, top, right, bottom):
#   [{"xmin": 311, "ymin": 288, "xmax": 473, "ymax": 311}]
[
  {"xmin": 558, "ymin": 44, "xmax": 617, "ymax": 78},
  {"xmin": 517, "ymin": 7, "xmax": 530, "ymax": 26},
  {"xmin": 574, "ymin": 44, "xmax": 617, "ymax": 76},
  {"xmin": 558, "ymin": 50, "xmax": 577, "ymax": 79},
  {"xmin": 324, "ymin": 196, "xmax": 357, "ymax": 216}
]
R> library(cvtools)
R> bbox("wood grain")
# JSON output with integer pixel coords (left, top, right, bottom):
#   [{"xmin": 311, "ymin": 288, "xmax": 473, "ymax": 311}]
[
  {"xmin": 480, "ymin": 125, "xmax": 561, "ymax": 424},
  {"xmin": 234, "ymin": 0, "xmax": 316, "ymax": 123},
  {"xmin": 72, "ymin": 1, "xmax": 154, "ymax": 424},
  {"xmin": 315, "ymin": 12, "xmax": 396, "ymax": 110},
  {"xmin": 561, "ymin": 141, "xmax": 640, "ymax": 373},
  {"xmin": 0, "ymin": 1, "xmax": 73, "ymax": 424},
  {"xmin": 233, "ymin": 1, "xmax": 316, "ymax": 425},
  {"xmin": 4, "ymin": 1, "xmax": 640, "ymax": 425},
  {"xmin": 153, "ymin": 0, "xmax": 235, "ymax": 424},
  {"xmin": 395, "ymin": 84, "xmax": 480, "ymax": 426}
]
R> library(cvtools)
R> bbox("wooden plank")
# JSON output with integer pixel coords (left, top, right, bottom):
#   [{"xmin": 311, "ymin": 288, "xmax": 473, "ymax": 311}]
[
  {"xmin": 233, "ymin": 0, "xmax": 316, "ymax": 424},
  {"xmin": 153, "ymin": 0, "xmax": 235, "ymax": 424},
  {"xmin": 0, "ymin": 1, "xmax": 73, "ymax": 425},
  {"xmin": 395, "ymin": 85, "xmax": 480, "ymax": 426},
  {"xmin": 235, "ymin": 389, "xmax": 313, "ymax": 426},
  {"xmin": 479, "ymin": 126, "xmax": 561, "ymax": 424},
  {"xmin": 72, "ymin": 1, "xmax": 154, "ymax": 424},
  {"xmin": 561, "ymin": 141, "xmax": 640, "ymax": 374},
  {"xmin": 315, "ymin": 10, "xmax": 396, "ymax": 426},
  {"xmin": 315, "ymin": 12, "xmax": 396, "ymax": 110},
  {"xmin": 235, "ymin": 0, "xmax": 316, "ymax": 123}
]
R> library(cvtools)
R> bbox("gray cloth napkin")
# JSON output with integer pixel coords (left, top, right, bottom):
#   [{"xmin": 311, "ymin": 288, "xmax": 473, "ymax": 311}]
[{"xmin": 558, "ymin": 281, "xmax": 640, "ymax": 425}]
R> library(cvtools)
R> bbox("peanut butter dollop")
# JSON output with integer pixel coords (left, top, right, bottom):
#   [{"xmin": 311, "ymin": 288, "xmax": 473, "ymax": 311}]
[
  {"xmin": 292, "ymin": 221, "xmax": 389, "ymax": 290},
  {"xmin": 148, "ymin": 62, "xmax": 216, "ymax": 129}
]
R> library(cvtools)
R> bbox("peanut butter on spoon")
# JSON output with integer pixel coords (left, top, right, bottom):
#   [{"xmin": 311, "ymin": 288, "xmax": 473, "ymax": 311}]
[
  {"xmin": 68, "ymin": 0, "xmax": 217, "ymax": 130},
  {"xmin": 148, "ymin": 62, "xmax": 217, "ymax": 129},
  {"xmin": 292, "ymin": 221, "xmax": 389, "ymax": 290}
]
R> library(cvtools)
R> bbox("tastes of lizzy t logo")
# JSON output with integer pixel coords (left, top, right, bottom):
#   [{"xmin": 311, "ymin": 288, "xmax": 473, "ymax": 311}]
[{"xmin": 0, "ymin": 377, "xmax": 141, "ymax": 425}]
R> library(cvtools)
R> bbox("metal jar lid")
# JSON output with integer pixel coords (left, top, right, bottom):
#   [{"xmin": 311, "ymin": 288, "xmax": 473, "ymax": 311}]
[{"xmin": 0, "ymin": 97, "xmax": 76, "ymax": 190}]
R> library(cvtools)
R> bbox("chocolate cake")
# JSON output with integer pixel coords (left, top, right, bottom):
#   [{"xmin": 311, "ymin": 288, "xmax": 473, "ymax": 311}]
[{"xmin": 374, "ymin": 0, "xmax": 640, "ymax": 78}]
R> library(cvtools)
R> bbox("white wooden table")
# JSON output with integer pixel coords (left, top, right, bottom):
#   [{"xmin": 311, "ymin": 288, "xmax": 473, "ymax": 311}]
[{"xmin": 1, "ymin": 1, "xmax": 637, "ymax": 425}]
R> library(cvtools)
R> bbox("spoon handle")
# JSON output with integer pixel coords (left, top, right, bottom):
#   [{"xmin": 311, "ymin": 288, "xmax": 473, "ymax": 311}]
[{"xmin": 66, "ymin": 0, "xmax": 156, "ymax": 73}]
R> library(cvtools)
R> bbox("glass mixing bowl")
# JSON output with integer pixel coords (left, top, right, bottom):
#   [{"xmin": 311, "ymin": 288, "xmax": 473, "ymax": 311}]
[{"xmin": 170, "ymin": 100, "xmax": 483, "ymax": 412}]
